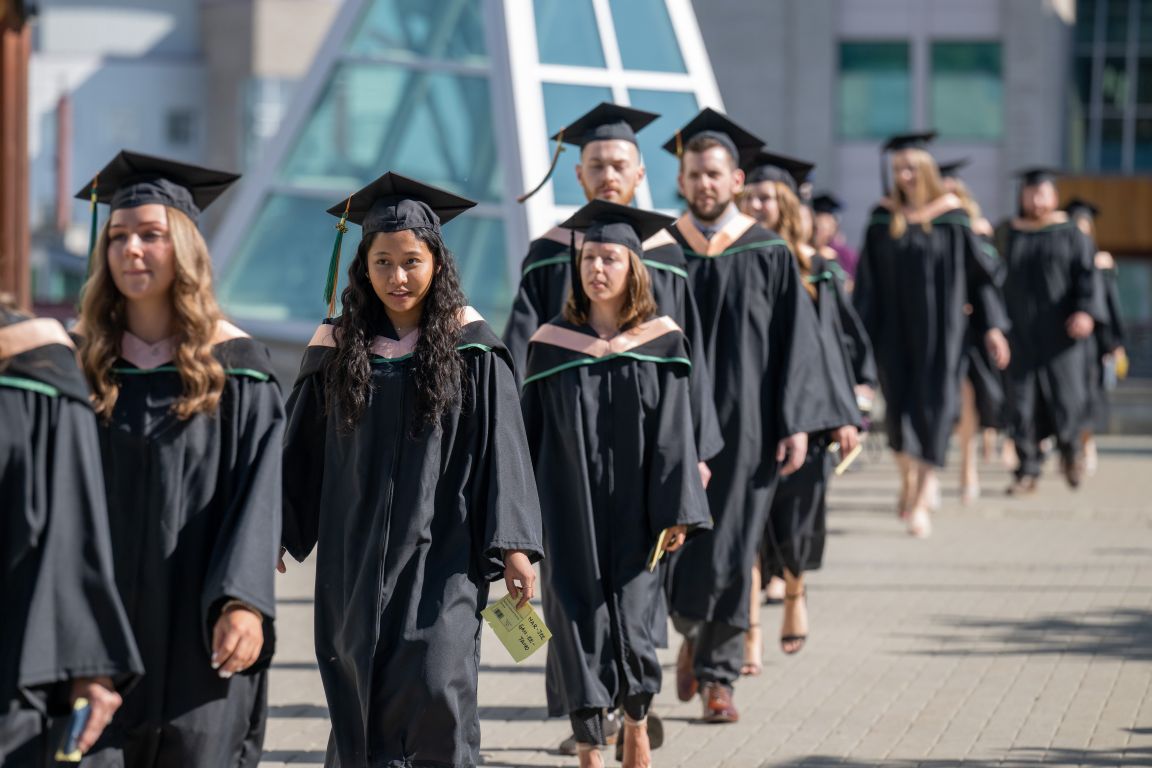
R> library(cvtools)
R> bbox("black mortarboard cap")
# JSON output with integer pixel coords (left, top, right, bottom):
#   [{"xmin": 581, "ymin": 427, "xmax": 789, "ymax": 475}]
[
  {"xmin": 879, "ymin": 131, "xmax": 938, "ymax": 194},
  {"xmin": 321, "ymin": 172, "xmax": 476, "ymax": 316},
  {"xmin": 938, "ymin": 158, "xmax": 970, "ymax": 178},
  {"xmin": 517, "ymin": 103, "xmax": 659, "ymax": 203},
  {"xmin": 882, "ymin": 131, "xmax": 937, "ymax": 152},
  {"xmin": 812, "ymin": 192, "xmax": 843, "ymax": 215},
  {"xmin": 553, "ymin": 102, "xmax": 659, "ymax": 149},
  {"xmin": 559, "ymin": 199, "xmax": 675, "ymax": 256},
  {"xmin": 75, "ymin": 150, "xmax": 240, "ymax": 224},
  {"xmin": 74, "ymin": 149, "xmax": 240, "ymax": 275},
  {"xmin": 1064, "ymin": 197, "xmax": 1100, "ymax": 219},
  {"xmin": 661, "ymin": 108, "xmax": 765, "ymax": 165},
  {"xmin": 743, "ymin": 150, "xmax": 814, "ymax": 193},
  {"xmin": 1016, "ymin": 167, "xmax": 1060, "ymax": 186}
]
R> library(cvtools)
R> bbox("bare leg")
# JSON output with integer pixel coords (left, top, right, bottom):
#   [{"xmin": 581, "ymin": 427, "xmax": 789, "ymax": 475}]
[
  {"xmin": 1082, "ymin": 429, "xmax": 1098, "ymax": 477},
  {"xmin": 958, "ymin": 380, "xmax": 980, "ymax": 505},
  {"xmin": 742, "ymin": 557, "xmax": 763, "ymax": 675},
  {"xmin": 578, "ymin": 744, "xmax": 605, "ymax": 768},
  {"xmin": 895, "ymin": 452, "xmax": 915, "ymax": 520},
  {"xmin": 907, "ymin": 460, "xmax": 934, "ymax": 538},
  {"xmin": 780, "ymin": 569, "xmax": 808, "ymax": 654}
]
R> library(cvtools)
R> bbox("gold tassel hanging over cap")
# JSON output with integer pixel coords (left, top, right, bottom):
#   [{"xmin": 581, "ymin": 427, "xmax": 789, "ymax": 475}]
[{"xmin": 516, "ymin": 129, "xmax": 566, "ymax": 204}]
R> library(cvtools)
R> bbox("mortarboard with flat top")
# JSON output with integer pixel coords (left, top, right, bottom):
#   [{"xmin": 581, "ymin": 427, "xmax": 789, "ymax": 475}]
[
  {"xmin": 742, "ymin": 150, "xmax": 814, "ymax": 193},
  {"xmin": 812, "ymin": 192, "xmax": 843, "ymax": 215},
  {"xmin": 937, "ymin": 158, "xmax": 970, "ymax": 179},
  {"xmin": 661, "ymin": 108, "xmax": 765, "ymax": 166},
  {"xmin": 1063, "ymin": 197, "xmax": 1100, "ymax": 219},
  {"xmin": 518, "ymin": 102, "xmax": 660, "ymax": 203},
  {"xmin": 879, "ymin": 131, "xmax": 938, "ymax": 195},
  {"xmin": 1016, "ymin": 167, "xmax": 1060, "ymax": 187},
  {"xmin": 323, "ymin": 172, "xmax": 476, "ymax": 316}
]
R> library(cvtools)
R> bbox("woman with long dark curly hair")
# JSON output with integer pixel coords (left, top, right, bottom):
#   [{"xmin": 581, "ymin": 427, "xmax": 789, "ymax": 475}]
[
  {"xmin": 72, "ymin": 151, "xmax": 284, "ymax": 767},
  {"xmin": 280, "ymin": 172, "xmax": 543, "ymax": 768}
]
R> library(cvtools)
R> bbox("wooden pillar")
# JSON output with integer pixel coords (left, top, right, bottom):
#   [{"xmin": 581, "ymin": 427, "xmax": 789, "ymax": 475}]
[{"xmin": 0, "ymin": 0, "xmax": 31, "ymax": 310}]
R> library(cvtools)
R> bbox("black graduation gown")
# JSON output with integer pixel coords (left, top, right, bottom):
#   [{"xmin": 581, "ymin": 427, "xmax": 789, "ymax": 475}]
[
  {"xmin": 520, "ymin": 317, "xmax": 711, "ymax": 718},
  {"xmin": 1088, "ymin": 258, "xmax": 1127, "ymax": 430},
  {"xmin": 853, "ymin": 205, "xmax": 1009, "ymax": 467},
  {"xmin": 83, "ymin": 331, "xmax": 283, "ymax": 768},
  {"xmin": 762, "ymin": 256, "xmax": 869, "ymax": 579},
  {"xmin": 965, "ymin": 235, "xmax": 1008, "ymax": 429},
  {"xmin": 501, "ymin": 228, "xmax": 723, "ymax": 462},
  {"xmin": 999, "ymin": 219, "xmax": 1102, "ymax": 451},
  {"xmin": 666, "ymin": 213, "xmax": 842, "ymax": 631},
  {"xmin": 281, "ymin": 315, "xmax": 544, "ymax": 768},
  {"xmin": 0, "ymin": 318, "xmax": 143, "ymax": 767}
]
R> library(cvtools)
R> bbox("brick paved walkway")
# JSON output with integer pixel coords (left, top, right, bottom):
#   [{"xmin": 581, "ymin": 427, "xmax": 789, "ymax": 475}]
[{"xmin": 261, "ymin": 436, "xmax": 1152, "ymax": 767}]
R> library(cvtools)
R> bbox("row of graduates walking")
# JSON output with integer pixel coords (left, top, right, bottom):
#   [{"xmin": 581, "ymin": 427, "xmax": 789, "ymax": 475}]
[{"xmin": 504, "ymin": 104, "xmax": 871, "ymax": 766}]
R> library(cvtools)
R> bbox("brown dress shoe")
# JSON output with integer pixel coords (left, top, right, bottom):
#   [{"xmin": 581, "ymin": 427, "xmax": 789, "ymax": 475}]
[
  {"xmin": 700, "ymin": 682, "xmax": 739, "ymax": 723},
  {"xmin": 1062, "ymin": 454, "xmax": 1084, "ymax": 489},
  {"xmin": 676, "ymin": 639, "xmax": 697, "ymax": 702}
]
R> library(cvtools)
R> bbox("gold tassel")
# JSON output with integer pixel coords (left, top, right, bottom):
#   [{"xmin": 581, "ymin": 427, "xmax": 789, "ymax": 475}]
[
  {"xmin": 516, "ymin": 129, "xmax": 566, "ymax": 203},
  {"xmin": 324, "ymin": 195, "xmax": 352, "ymax": 318}
]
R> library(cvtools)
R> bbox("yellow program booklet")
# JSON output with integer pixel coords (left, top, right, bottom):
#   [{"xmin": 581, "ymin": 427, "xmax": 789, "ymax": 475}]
[{"xmin": 481, "ymin": 592, "xmax": 552, "ymax": 663}]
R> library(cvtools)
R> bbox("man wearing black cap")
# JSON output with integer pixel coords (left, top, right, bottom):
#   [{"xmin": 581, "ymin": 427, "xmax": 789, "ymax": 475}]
[
  {"xmin": 505, "ymin": 102, "xmax": 723, "ymax": 493},
  {"xmin": 661, "ymin": 108, "xmax": 846, "ymax": 723},
  {"xmin": 999, "ymin": 169, "xmax": 1103, "ymax": 492}
]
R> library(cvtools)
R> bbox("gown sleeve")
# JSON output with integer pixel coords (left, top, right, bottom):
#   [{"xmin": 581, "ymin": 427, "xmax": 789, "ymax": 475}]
[
  {"xmin": 470, "ymin": 350, "xmax": 545, "ymax": 582},
  {"xmin": 852, "ymin": 220, "xmax": 883, "ymax": 347},
  {"xmin": 502, "ymin": 270, "xmax": 547, "ymax": 385},
  {"xmin": 200, "ymin": 376, "xmax": 285, "ymax": 666},
  {"xmin": 644, "ymin": 361, "xmax": 712, "ymax": 537},
  {"xmin": 831, "ymin": 273, "xmax": 877, "ymax": 388},
  {"xmin": 16, "ymin": 393, "xmax": 144, "ymax": 697},
  {"xmin": 962, "ymin": 225, "xmax": 1010, "ymax": 336},
  {"xmin": 1071, "ymin": 229, "xmax": 1105, "ymax": 320},
  {"xmin": 281, "ymin": 354, "xmax": 328, "ymax": 562},
  {"xmin": 678, "ymin": 282, "xmax": 724, "ymax": 462}
]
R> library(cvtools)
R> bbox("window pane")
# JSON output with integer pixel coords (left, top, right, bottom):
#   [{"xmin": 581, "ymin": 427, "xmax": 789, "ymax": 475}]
[
  {"xmin": 1105, "ymin": 0, "xmax": 1130, "ymax": 45},
  {"xmin": 1101, "ymin": 116, "xmax": 1125, "ymax": 170},
  {"xmin": 348, "ymin": 0, "xmax": 487, "ymax": 63},
  {"xmin": 540, "ymin": 82, "xmax": 614, "ymax": 206},
  {"xmin": 627, "ymin": 88, "xmax": 699, "ymax": 210},
  {"xmin": 608, "ymin": 0, "xmax": 687, "ymax": 73},
  {"xmin": 1102, "ymin": 55, "xmax": 1131, "ymax": 108},
  {"xmin": 218, "ymin": 194, "xmax": 511, "ymax": 328},
  {"xmin": 1076, "ymin": 0, "xmax": 1098, "ymax": 46},
  {"xmin": 931, "ymin": 42, "xmax": 1003, "ymax": 140},
  {"xmin": 1134, "ymin": 118, "xmax": 1152, "ymax": 169},
  {"xmin": 534, "ymin": 0, "xmax": 605, "ymax": 68},
  {"xmin": 281, "ymin": 64, "xmax": 502, "ymax": 203},
  {"xmin": 839, "ymin": 42, "xmax": 910, "ymax": 139},
  {"xmin": 1137, "ymin": 56, "xmax": 1152, "ymax": 103},
  {"xmin": 1075, "ymin": 55, "xmax": 1095, "ymax": 108}
]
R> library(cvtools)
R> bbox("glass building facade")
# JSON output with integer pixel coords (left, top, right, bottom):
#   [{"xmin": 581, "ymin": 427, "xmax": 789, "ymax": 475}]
[{"xmin": 213, "ymin": 0, "xmax": 720, "ymax": 339}]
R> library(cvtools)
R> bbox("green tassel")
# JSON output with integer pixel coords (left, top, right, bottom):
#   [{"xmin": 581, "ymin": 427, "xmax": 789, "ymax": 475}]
[{"xmin": 324, "ymin": 209, "xmax": 349, "ymax": 317}]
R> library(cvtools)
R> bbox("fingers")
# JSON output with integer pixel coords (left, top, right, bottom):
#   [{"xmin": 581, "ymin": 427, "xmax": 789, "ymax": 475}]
[
  {"xmin": 776, "ymin": 441, "xmax": 787, "ymax": 463},
  {"xmin": 664, "ymin": 531, "xmax": 687, "ymax": 552},
  {"xmin": 515, "ymin": 570, "xmax": 535, "ymax": 609},
  {"xmin": 76, "ymin": 682, "xmax": 121, "ymax": 754},
  {"xmin": 211, "ymin": 621, "xmax": 242, "ymax": 677},
  {"xmin": 220, "ymin": 634, "xmax": 262, "ymax": 675}
]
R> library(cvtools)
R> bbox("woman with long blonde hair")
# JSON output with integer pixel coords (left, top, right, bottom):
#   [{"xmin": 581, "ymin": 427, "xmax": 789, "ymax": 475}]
[
  {"xmin": 853, "ymin": 134, "xmax": 1010, "ymax": 537},
  {"xmin": 74, "ymin": 151, "xmax": 283, "ymax": 768}
]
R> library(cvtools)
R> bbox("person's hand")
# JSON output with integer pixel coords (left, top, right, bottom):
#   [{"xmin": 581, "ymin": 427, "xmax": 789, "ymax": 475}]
[
  {"xmin": 69, "ymin": 676, "xmax": 121, "ymax": 755},
  {"xmin": 984, "ymin": 328, "xmax": 1011, "ymax": 370},
  {"xmin": 663, "ymin": 525, "xmax": 689, "ymax": 553},
  {"xmin": 1066, "ymin": 311, "xmax": 1094, "ymax": 339},
  {"xmin": 276, "ymin": 546, "xmax": 287, "ymax": 574},
  {"xmin": 776, "ymin": 432, "xmax": 809, "ymax": 477},
  {"xmin": 503, "ymin": 550, "xmax": 536, "ymax": 610},
  {"xmin": 697, "ymin": 461, "xmax": 711, "ymax": 490},
  {"xmin": 832, "ymin": 425, "xmax": 860, "ymax": 455},
  {"xmin": 211, "ymin": 604, "xmax": 264, "ymax": 678}
]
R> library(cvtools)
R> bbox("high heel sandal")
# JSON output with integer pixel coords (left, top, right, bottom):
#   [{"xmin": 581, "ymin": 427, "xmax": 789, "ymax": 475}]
[
  {"xmin": 907, "ymin": 506, "xmax": 932, "ymax": 538},
  {"xmin": 780, "ymin": 591, "xmax": 807, "ymax": 655},
  {"xmin": 741, "ymin": 624, "xmax": 763, "ymax": 676}
]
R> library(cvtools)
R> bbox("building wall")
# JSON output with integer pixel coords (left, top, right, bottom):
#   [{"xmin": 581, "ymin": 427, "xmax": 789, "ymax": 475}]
[{"xmin": 694, "ymin": 0, "xmax": 1072, "ymax": 243}]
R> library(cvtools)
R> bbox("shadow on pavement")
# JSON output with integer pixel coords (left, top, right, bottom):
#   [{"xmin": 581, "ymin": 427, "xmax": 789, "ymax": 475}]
[
  {"xmin": 767, "ymin": 742, "xmax": 1152, "ymax": 766},
  {"xmin": 915, "ymin": 608, "xmax": 1152, "ymax": 662}
]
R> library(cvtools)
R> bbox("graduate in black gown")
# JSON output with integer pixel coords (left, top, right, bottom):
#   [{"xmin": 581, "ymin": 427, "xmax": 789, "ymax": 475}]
[
  {"xmin": 73, "ymin": 152, "xmax": 284, "ymax": 768},
  {"xmin": 738, "ymin": 157, "xmax": 870, "ymax": 663},
  {"xmin": 504, "ymin": 103, "xmax": 722, "ymax": 473},
  {"xmin": 996, "ymin": 171, "xmax": 1102, "ymax": 493},
  {"xmin": 1, "ymin": 308, "xmax": 142, "ymax": 767},
  {"xmin": 522, "ymin": 200, "xmax": 711, "ymax": 768},
  {"xmin": 280, "ymin": 173, "xmax": 544, "ymax": 768},
  {"xmin": 853, "ymin": 134, "xmax": 1010, "ymax": 538},
  {"xmin": 659, "ymin": 110, "xmax": 841, "ymax": 723},
  {"xmin": 1065, "ymin": 199, "xmax": 1127, "ymax": 476},
  {"xmin": 939, "ymin": 158, "xmax": 1007, "ymax": 504}
]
